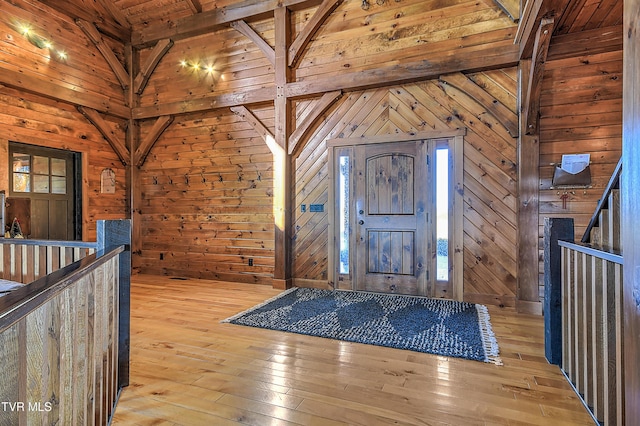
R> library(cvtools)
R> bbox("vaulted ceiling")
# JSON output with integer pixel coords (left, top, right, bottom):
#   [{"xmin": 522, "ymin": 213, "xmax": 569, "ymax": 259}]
[{"xmin": 37, "ymin": 0, "xmax": 622, "ymax": 47}]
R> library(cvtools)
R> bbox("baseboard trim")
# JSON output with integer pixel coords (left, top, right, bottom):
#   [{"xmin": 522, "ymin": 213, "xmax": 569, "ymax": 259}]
[
  {"xmin": 272, "ymin": 278, "xmax": 293, "ymax": 290},
  {"xmin": 516, "ymin": 300, "xmax": 543, "ymax": 316},
  {"xmin": 292, "ymin": 278, "xmax": 331, "ymax": 289}
]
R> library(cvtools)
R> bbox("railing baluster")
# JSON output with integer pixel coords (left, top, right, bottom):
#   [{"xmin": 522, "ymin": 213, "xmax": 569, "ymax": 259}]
[
  {"xmin": 614, "ymin": 262, "xmax": 624, "ymax": 426},
  {"xmin": 593, "ymin": 256, "xmax": 604, "ymax": 420},
  {"xmin": 558, "ymin": 240, "xmax": 623, "ymax": 425},
  {"xmin": 562, "ymin": 247, "xmax": 570, "ymax": 378}
]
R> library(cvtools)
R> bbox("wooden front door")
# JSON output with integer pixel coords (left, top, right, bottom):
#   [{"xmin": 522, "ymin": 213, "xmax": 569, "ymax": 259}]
[{"xmin": 354, "ymin": 140, "xmax": 431, "ymax": 296}]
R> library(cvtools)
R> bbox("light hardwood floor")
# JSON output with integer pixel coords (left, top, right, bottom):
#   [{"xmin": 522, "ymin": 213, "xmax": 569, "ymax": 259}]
[{"xmin": 111, "ymin": 275, "xmax": 594, "ymax": 425}]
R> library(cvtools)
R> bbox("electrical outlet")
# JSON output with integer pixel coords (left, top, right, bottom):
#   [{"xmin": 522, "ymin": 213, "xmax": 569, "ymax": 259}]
[
  {"xmin": 248, "ymin": 258, "xmax": 254, "ymax": 266},
  {"xmin": 301, "ymin": 204, "xmax": 306, "ymax": 212}
]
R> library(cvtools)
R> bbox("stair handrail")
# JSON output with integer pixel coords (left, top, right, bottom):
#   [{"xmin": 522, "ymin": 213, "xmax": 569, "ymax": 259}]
[{"xmin": 581, "ymin": 157, "xmax": 622, "ymax": 243}]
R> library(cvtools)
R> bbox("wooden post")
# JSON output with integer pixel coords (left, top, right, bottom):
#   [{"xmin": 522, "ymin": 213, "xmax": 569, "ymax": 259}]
[
  {"xmin": 517, "ymin": 59, "xmax": 542, "ymax": 314},
  {"xmin": 125, "ymin": 44, "xmax": 142, "ymax": 272},
  {"xmin": 273, "ymin": 6, "xmax": 293, "ymax": 289},
  {"xmin": 622, "ymin": 0, "xmax": 640, "ymax": 422},
  {"xmin": 543, "ymin": 217, "xmax": 574, "ymax": 365}
]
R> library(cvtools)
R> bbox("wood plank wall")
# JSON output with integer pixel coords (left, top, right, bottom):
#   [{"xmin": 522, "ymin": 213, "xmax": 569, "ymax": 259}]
[
  {"xmin": 138, "ymin": 16, "xmax": 276, "ymax": 108},
  {"xmin": 0, "ymin": 87, "xmax": 128, "ymax": 241},
  {"xmin": 0, "ymin": 0, "xmax": 125, "ymax": 106},
  {"xmin": 0, "ymin": 0, "xmax": 129, "ymax": 241},
  {"xmin": 136, "ymin": 107, "xmax": 276, "ymax": 284},
  {"xmin": 538, "ymin": 35, "xmax": 623, "ymax": 301},
  {"xmin": 133, "ymin": 0, "xmax": 520, "ymax": 302},
  {"xmin": 293, "ymin": 71, "xmax": 519, "ymax": 306}
]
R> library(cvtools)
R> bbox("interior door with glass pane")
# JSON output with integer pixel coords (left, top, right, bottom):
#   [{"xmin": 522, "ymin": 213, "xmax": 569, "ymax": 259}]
[
  {"xmin": 10, "ymin": 143, "xmax": 76, "ymax": 240},
  {"xmin": 353, "ymin": 140, "xmax": 432, "ymax": 296}
]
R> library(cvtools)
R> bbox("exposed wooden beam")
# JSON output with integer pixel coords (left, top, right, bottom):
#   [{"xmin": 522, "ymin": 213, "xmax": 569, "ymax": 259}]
[
  {"xmin": 77, "ymin": 107, "xmax": 130, "ymax": 166},
  {"xmin": 288, "ymin": 0, "xmax": 343, "ymax": 67},
  {"xmin": 95, "ymin": 0, "xmax": 132, "ymax": 28},
  {"xmin": 516, "ymin": 59, "xmax": 541, "ymax": 315},
  {"xmin": 133, "ymin": 41, "xmax": 519, "ymax": 119},
  {"xmin": 0, "ymin": 68, "xmax": 130, "ymax": 119},
  {"xmin": 289, "ymin": 90, "xmax": 342, "ymax": 156},
  {"xmin": 515, "ymin": 0, "xmax": 571, "ymax": 59},
  {"xmin": 492, "ymin": 0, "xmax": 520, "ymax": 22},
  {"xmin": 515, "ymin": 0, "xmax": 543, "ymax": 58},
  {"xmin": 230, "ymin": 20, "xmax": 275, "ymax": 66},
  {"xmin": 273, "ymin": 5, "xmax": 293, "ymax": 290},
  {"xmin": 231, "ymin": 106, "xmax": 275, "ymax": 146},
  {"xmin": 439, "ymin": 73, "xmax": 519, "ymax": 138},
  {"xmin": 525, "ymin": 17, "xmax": 554, "ymax": 135},
  {"xmin": 37, "ymin": 0, "xmax": 131, "ymax": 43},
  {"xmin": 76, "ymin": 19, "xmax": 130, "ymax": 90},
  {"xmin": 134, "ymin": 116, "xmax": 174, "ymax": 167},
  {"xmin": 286, "ymin": 42, "xmax": 521, "ymax": 98},
  {"xmin": 132, "ymin": 86, "xmax": 276, "ymax": 119},
  {"xmin": 134, "ymin": 39, "xmax": 174, "ymax": 95},
  {"xmin": 184, "ymin": 0, "xmax": 203, "ymax": 14},
  {"xmin": 132, "ymin": 0, "xmax": 322, "ymax": 47}
]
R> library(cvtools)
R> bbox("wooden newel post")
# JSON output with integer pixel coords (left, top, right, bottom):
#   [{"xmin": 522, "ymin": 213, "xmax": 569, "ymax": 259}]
[{"xmin": 543, "ymin": 217, "xmax": 574, "ymax": 365}]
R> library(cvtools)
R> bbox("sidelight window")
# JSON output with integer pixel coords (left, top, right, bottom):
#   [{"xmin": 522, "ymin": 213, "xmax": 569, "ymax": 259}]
[
  {"xmin": 435, "ymin": 147, "xmax": 449, "ymax": 281},
  {"xmin": 338, "ymin": 155, "xmax": 350, "ymax": 274}
]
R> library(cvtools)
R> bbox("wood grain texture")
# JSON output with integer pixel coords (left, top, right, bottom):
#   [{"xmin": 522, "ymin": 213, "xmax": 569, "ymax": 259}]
[
  {"xmin": 0, "ymin": 242, "xmax": 94, "ymax": 283},
  {"xmin": 292, "ymin": 71, "xmax": 519, "ymax": 302},
  {"xmin": 135, "ymin": 108, "xmax": 276, "ymax": 284},
  {"xmin": 560, "ymin": 244, "xmax": 623, "ymax": 424},
  {"xmin": 0, "ymin": 0, "xmax": 128, "ymax": 117},
  {"xmin": 538, "ymin": 45, "xmax": 622, "ymax": 304},
  {"xmin": 0, "ymin": 254, "xmax": 120, "ymax": 425},
  {"xmin": 109, "ymin": 274, "xmax": 594, "ymax": 425},
  {"xmin": 622, "ymin": 0, "xmax": 640, "ymax": 423},
  {"xmin": 0, "ymin": 86, "xmax": 129, "ymax": 241}
]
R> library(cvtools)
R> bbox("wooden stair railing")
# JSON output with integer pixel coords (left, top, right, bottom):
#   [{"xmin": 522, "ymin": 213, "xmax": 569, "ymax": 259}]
[
  {"xmin": 559, "ymin": 240, "xmax": 624, "ymax": 425},
  {"xmin": 581, "ymin": 157, "xmax": 622, "ymax": 249},
  {"xmin": 544, "ymin": 160, "xmax": 625, "ymax": 424},
  {"xmin": 0, "ymin": 220, "xmax": 132, "ymax": 425}
]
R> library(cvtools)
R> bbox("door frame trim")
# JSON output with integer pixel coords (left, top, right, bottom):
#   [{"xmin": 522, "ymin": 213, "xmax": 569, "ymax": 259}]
[{"xmin": 327, "ymin": 129, "xmax": 465, "ymax": 300}]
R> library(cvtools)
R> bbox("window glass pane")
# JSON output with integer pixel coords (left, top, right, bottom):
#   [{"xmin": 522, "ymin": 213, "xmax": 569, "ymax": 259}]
[
  {"xmin": 13, "ymin": 173, "xmax": 30, "ymax": 192},
  {"xmin": 33, "ymin": 156, "xmax": 49, "ymax": 175},
  {"xmin": 33, "ymin": 175, "xmax": 50, "ymax": 193},
  {"xmin": 51, "ymin": 158, "xmax": 66, "ymax": 176},
  {"xmin": 51, "ymin": 176, "xmax": 66, "ymax": 194},
  {"xmin": 339, "ymin": 155, "xmax": 350, "ymax": 274},
  {"xmin": 436, "ymin": 148, "xmax": 449, "ymax": 281},
  {"xmin": 13, "ymin": 153, "xmax": 30, "ymax": 173}
]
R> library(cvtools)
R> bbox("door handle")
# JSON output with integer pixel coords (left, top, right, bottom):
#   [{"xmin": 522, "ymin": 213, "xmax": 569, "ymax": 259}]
[{"xmin": 358, "ymin": 220, "xmax": 364, "ymax": 225}]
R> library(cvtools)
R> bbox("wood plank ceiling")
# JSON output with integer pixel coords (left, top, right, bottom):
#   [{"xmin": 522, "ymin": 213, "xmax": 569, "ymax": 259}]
[{"xmin": 40, "ymin": 0, "xmax": 622, "ymax": 46}]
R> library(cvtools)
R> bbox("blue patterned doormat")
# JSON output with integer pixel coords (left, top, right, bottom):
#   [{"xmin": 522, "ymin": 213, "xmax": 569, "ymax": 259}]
[{"xmin": 222, "ymin": 288, "xmax": 502, "ymax": 364}]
